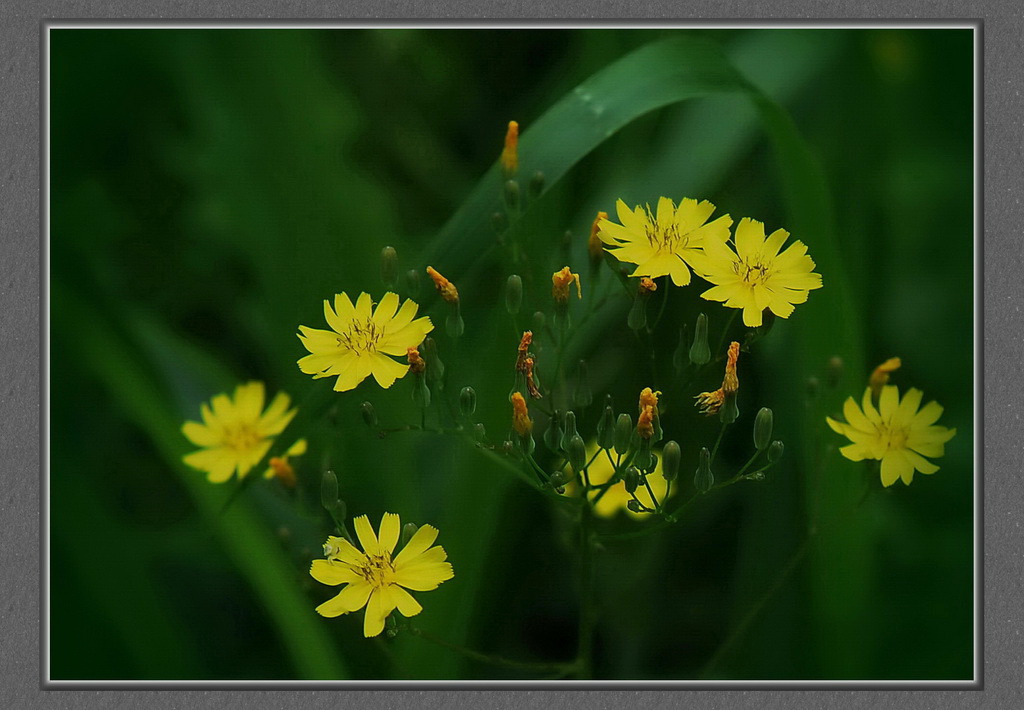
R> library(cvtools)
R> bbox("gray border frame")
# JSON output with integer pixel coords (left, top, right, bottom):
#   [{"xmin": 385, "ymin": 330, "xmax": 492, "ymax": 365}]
[{"xmin": 4, "ymin": 0, "xmax": 1015, "ymax": 706}]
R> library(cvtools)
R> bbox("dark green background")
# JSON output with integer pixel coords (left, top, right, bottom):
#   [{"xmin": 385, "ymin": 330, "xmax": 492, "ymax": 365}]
[{"xmin": 49, "ymin": 28, "xmax": 974, "ymax": 680}]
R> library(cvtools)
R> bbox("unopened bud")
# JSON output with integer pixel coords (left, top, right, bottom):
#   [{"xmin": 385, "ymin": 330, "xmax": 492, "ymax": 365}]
[
  {"xmin": 559, "ymin": 411, "xmax": 578, "ymax": 453},
  {"xmin": 401, "ymin": 522, "xmax": 418, "ymax": 547},
  {"xmin": 627, "ymin": 499, "xmax": 641, "ymax": 513},
  {"xmin": 672, "ymin": 325, "xmax": 688, "ymax": 374},
  {"xmin": 806, "ymin": 376, "xmax": 820, "ymax": 400},
  {"xmin": 753, "ymin": 407, "xmax": 773, "ymax": 450},
  {"xmin": 567, "ymin": 435, "xmax": 587, "ymax": 473},
  {"xmin": 623, "ymin": 465, "xmax": 640, "ymax": 494},
  {"xmin": 662, "ymin": 440, "xmax": 681, "ymax": 481},
  {"xmin": 460, "ymin": 386, "xmax": 477, "ymax": 418},
  {"xmin": 529, "ymin": 171, "xmax": 545, "ymax": 199},
  {"xmin": 505, "ymin": 274, "xmax": 523, "ymax": 315},
  {"xmin": 421, "ymin": 337, "xmax": 445, "ymax": 385},
  {"xmin": 827, "ymin": 356, "xmax": 843, "ymax": 389},
  {"xmin": 321, "ymin": 469, "xmax": 339, "ymax": 511},
  {"xmin": 694, "ymin": 447, "xmax": 714, "ymax": 493},
  {"xmin": 405, "ymin": 268, "xmax": 421, "ymax": 298},
  {"xmin": 532, "ymin": 311, "xmax": 546, "ymax": 332},
  {"xmin": 543, "ymin": 409, "xmax": 564, "ymax": 453},
  {"xmin": 768, "ymin": 440, "xmax": 785, "ymax": 463},
  {"xmin": 613, "ymin": 413, "xmax": 633, "ymax": 454},
  {"xmin": 446, "ymin": 302, "xmax": 465, "ymax": 338},
  {"xmin": 549, "ymin": 469, "xmax": 572, "ymax": 487},
  {"xmin": 573, "ymin": 360, "xmax": 593, "ymax": 408},
  {"xmin": 596, "ymin": 405, "xmax": 616, "ymax": 450},
  {"xmin": 689, "ymin": 313, "xmax": 710, "ymax": 365},
  {"xmin": 473, "ymin": 422, "xmax": 487, "ymax": 442},
  {"xmin": 380, "ymin": 246, "xmax": 398, "ymax": 289},
  {"xmin": 359, "ymin": 401, "xmax": 378, "ymax": 430},
  {"xmin": 720, "ymin": 393, "xmax": 739, "ymax": 424},
  {"xmin": 504, "ymin": 180, "xmax": 520, "ymax": 212}
]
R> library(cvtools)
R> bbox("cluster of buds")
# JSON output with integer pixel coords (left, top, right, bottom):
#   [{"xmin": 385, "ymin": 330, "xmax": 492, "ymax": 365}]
[{"xmin": 695, "ymin": 341, "xmax": 740, "ymax": 423}]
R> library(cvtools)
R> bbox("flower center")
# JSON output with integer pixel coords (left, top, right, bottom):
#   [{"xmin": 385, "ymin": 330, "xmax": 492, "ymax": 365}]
[
  {"xmin": 357, "ymin": 552, "xmax": 395, "ymax": 588},
  {"xmin": 877, "ymin": 422, "xmax": 910, "ymax": 451},
  {"xmin": 224, "ymin": 424, "xmax": 262, "ymax": 452},
  {"xmin": 644, "ymin": 209, "xmax": 687, "ymax": 251},
  {"xmin": 337, "ymin": 317, "xmax": 383, "ymax": 355},
  {"xmin": 734, "ymin": 256, "xmax": 773, "ymax": 286}
]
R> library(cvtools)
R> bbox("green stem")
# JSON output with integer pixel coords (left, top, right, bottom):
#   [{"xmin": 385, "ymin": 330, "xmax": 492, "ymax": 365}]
[
  {"xmin": 709, "ymin": 423, "xmax": 729, "ymax": 464},
  {"xmin": 409, "ymin": 625, "xmax": 575, "ymax": 675},
  {"xmin": 576, "ymin": 501, "xmax": 595, "ymax": 679}
]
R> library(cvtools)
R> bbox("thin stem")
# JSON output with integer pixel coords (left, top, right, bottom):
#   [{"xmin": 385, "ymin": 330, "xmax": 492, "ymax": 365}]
[
  {"xmin": 709, "ymin": 423, "xmax": 729, "ymax": 464},
  {"xmin": 576, "ymin": 501, "xmax": 595, "ymax": 679},
  {"xmin": 409, "ymin": 625, "xmax": 575, "ymax": 675}
]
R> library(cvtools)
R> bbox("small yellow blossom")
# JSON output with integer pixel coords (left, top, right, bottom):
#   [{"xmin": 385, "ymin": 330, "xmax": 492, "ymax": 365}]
[
  {"xmin": 568, "ymin": 442, "xmax": 671, "ymax": 519},
  {"xmin": 695, "ymin": 342, "xmax": 740, "ymax": 416},
  {"xmin": 297, "ymin": 292, "xmax": 433, "ymax": 392},
  {"xmin": 311, "ymin": 513, "xmax": 454, "ymax": 637},
  {"xmin": 426, "ymin": 266, "xmax": 459, "ymax": 304},
  {"xmin": 181, "ymin": 381, "xmax": 297, "ymax": 483},
  {"xmin": 511, "ymin": 392, "xmax": 533, "ymax": 435},
  {"xmin": 688, "ymin": 217, "xmax": 823, "ymax": 327},
  {"xmin": 826, "ymin": 385, "xmax": 956, "ymax": 487},
  {"xmin": 588, "ymin": 211, "xmax": 608, "ymax": 261},
  {"xmin": 263, "ymin": 439, "xmax": 307, "ymax": 488},
  {"xmin": 598, "ymin": 197, "xmax": 733, "ymax": 287},
  {"xmin": 869, "ymin": 357, "xmax": 901, "ymax": 398},
  {"xmin": 501, "ymin": 120, "xmax": 519, "ymax": 177},
  {"xmin": 552, "ymin": 266, "xmax": 582, "ymax": 302}
]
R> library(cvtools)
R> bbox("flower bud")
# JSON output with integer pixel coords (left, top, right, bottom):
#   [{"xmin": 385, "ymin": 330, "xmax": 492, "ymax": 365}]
[
  {"xmin": 720, "ymin": 393, "xmax": 739, "ymax": 424},
  {"xmin": 672, "ymin": 325, "xmax": 688, "ymax": 374},
  {"xmin": 662, "ymin": 440, "xmax": 681, "ymax": 481},
  {"xmin": 473, "ymin": 422, "xmax": 487, "ymax": 442},
  {"xmin": 405, "ymin": 268, "xmax": 421, "ymax": 298},
  {"xmin": 768, "ymin": 440, "xmax": 785, "ymax": 463},
  {"xmin": 549, "ymin": 469, "xmax": 572, "ymax": 487},
  {"xmin": 543, "ymin": 409, "xmax": 564, "ymax": 452},
  {"xmin": 753, "ymin": 407, "xmax": 773, "ymax": 451},
  {"xmin": 320, "ymin": 469, "xmax": 339, "ymax": 511},
  {"xmin": 413, "ymin": 376, "xmax": 431, "ymax": 407},
  {"xmin": 401, "ymin": 522, "xmax": 418, "ymax": 547},
  {"xmin": 459, "ymin": 386, "xmax": 477, "ymax": 418},
  {"xmin": 689, "ymin": 313, "xmax": 710, "ymax": 365},
  {"xmin": 380, "ymin": 246, "xmax": 398, "ymax": 289},
  {"xmin": 567, "ymin": 435, "xmax": 587, "ymax": 473},
  {"xmin": 505, "ymin": 274, "xmax": 523, "ymax": 315},
  {"xmin": 529, "ymin": 171, "xmax": 545, "ymax": 199},
  {"xmin": 359, "ymin": 401, "xmax": 378, "ymax": 430},
  {"xmin": 559, "ymin": 411, "xmax": 578, "ymax": 453},
  {"xmin": 491, "ymin": 211, "xmax": 507, "ymax": 234},
  {"xmin": 634, "ymin": 438, "xmax": 655, "ymax": 473},
  {"xmin": 623, "ymin": 465, "xmax": 640, "ymax": 494},
  {"xmin": 446, "ymin": 302, "xmax": 465, "ymax": 338},
  {"xmin": 626, "ymin": 499, "xmax": 641, "ymax": 513},
  {"xmin": 827, "ymin": 356, "xmax": 844, "ymax": 389},
  {"xmin": 421, "ymin": 337, "xmax": 445, "ymax": 386},
  {"xmin": 613, "ymin": 413, "xmax": 633, "ymax": 454},
  {"xmin": 627, "ymin": 295, "xmax": 647, "ymax": 331},
  {"xmin": 573, "ymin": 360, "xmax": 593, "ymax": 408},
  {"xmin": 694, "ymin": 446, "xmax": 714, "ymax": 493},
  {"xmin": 504, "ymin": 180, "xmax": 520, "ymax": 212},
  {"xmin": 532, "ymin": 311, "xmax": 546, "ymax": 332},
  {"xmin": 596, "ymin": 405, "xmax": 616, "ymax": 450}
]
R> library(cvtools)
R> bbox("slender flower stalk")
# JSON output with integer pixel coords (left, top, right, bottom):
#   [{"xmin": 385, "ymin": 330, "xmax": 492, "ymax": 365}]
[{"xmin": 695, "ymin": 342, "xmax": 740, "ymax": 416}]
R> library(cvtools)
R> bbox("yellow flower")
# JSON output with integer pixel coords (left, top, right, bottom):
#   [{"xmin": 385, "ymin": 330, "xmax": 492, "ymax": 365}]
[
  {"xmin": 689, "ymin": 217, "xmax": 823, "ymax": 327},
  {"xmin": 568, "ymin": 442, "xmax": 672, "ymax": 519},
  {"xmin": 598, "ymin": 197, "xmax": 733, "ymax": 287},
  {"xmin": 181, "ymin": 381, "xmax": 297, "ymax": 483},
  {"xmin": 311, "ymin": 513, "xmax": 454, "ymax": 638},
  {"xmin": 263, "ymin": 439, "xmax": 307, "ymax": 488},
  {"xmin": 826, "ymin": 385, "xmax": 957, "ymax": 487},
  {"xmin": 297, "ymin": 292, "xmax": 433, "ymax": 392},
  {"xmin": 501, "ymin": 120, "xmax": 519, "ymax": 178}
]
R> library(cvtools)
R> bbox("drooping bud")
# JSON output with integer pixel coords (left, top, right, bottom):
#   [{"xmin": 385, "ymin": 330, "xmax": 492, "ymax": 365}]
[
  {"xmin": 460, "ymin": 386, "xmax": 477, "ymax": 418},
  {"xmin": 596, "ymin": 405, "xmax": 616, "ymax": 450},
  {"xmin": 588, "ymin": 211, "xmax": 608, "ymax": 263},
  {"xmin": 551, "ymin": 266, "xmax": 582, "ymax": 303},
  {"xmin": 426, "ymin": 266, "xmax": 459, "ymax": 304},
  {"xmin": 869, "ymin": 357, "xmax": 901, "ymax": 399},
  {"xmin": 405, "ymin": 268, "xmax": 421, "ymax": 298},
  {"xmin": 768, "ymin": 440, "xmax": 785, "ymax": 463},
  {"xmin": 528, "ymin": 171, "xmax": 545, "ymax": 199},
  {"xmin": 613, "ymin": 413, "xmax": 633, "ymax": 454},
  {"xmin": 573, "ymin": 360, "xmax": 593, "ymax": 408},
  {"xmin": 505, "ymin": 274, "xmax": 523, "ymax": 315},
  {"xmin": 753, "ymin": 407, "xmax": 774, "ymax": 451},
  {"xmin": 380, "ymin": 246, "xmax": 398, "ymax": 289},
  {"xmin": 623, "ymin": 465, "xmax": 640, "ymax": 494},
  {"xmin": 689, "ymin": 313, "xmax": 711, "ymax": 365},
  {"xmin": 500, "ymin": 120, "xmax": 519, "ymax": 179},
  {"xmin": 695, "ymin": 341, "xmax": 740, "ymax": 418},
  {"xmin": 694, "ymin": 447, "xmax": 714, "ymax": 493},
  {"xmin": 359, "ymin": 401, "xmax": 378, "ymax": 430},
  {"xmin": 662, "ymin": 440, "xmax": 681, "ymax": 482}
]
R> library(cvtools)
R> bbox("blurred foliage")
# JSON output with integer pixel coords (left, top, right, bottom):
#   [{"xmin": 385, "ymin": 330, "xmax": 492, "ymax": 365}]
[{"xmin": 49, "ymin": 28, "xmax": 973, "ymax": 681}]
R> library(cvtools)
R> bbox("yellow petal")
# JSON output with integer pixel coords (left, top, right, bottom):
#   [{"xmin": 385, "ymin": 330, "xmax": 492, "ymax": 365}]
[
  {"xmin": 656, "ymin": 196, "xmax": 675, "ymax": 227},
  {"xmin": 377, "ymin": 512, "xmax": 401, "ymax": 555},
  {"xmin": 333, "ymin": 293, "xmax": 356, "ymax": 325},
  {"xmin": 232, "ymin": 382, "xmax": 265, "ymax": 421},
  {"xmin": 287, "ymin": 439, "xmax": 308, "ymax": 456},
  {"xmin": 842, "ymin": 397, "xmax": 873, "ymax": 432},
  {"xmin": 741, "ymin": 303, "xmax": 763, "ymax": 327},
  {"xmin": 903, "ymin": 449, "xmax": 940, "ymax": 475},
  {"xmin": 372, "ymin": 292, "xmax": 401, "ymax": 327},
  {"xmin": 362, "ymin": 590, "xmax": 387, "ymax": 637},
  {"xmin": 880, "ymin": 450, "xmax": 913, "ymax": 487},
  {"xmin": 734, "ymin": 217, "xmax": 765, "ymax": 261},
  {"xmin": 316, "ymin": 582, "xmax": 372, "ymax": 618},
  {"xmin": 324, "ymin": 298, "xmax": 349, "ymax": 334},
  {"xmin": 393, "ymin": 524, "xmax": 440, "ymax": 568},
  {"xmin": 878, "ymin": 385, "xmax": 900, "ymax": 422},
  {"xmin": 393, "ymin": 560, "xmax": 455, "ymax": 591},
  {"xmin": 370, "ymin": 353, "xmax": 410, "ymax": 389},
  {"xmin": 666, "ymin": 259, "xmax": 692, "ymax": 287},
  {"xmin": 326, "ymin": 536, "xmax": 366, "ymax": 566},
  {"xmin": 386, "ymin": 298, "xmax": 420, "ymax": 333},
  {"xmin": 839, "ymin": 443, "xmax": 870, "ymax": 461},
  {"xmin": 912, "ymin": 401, "xmax": 945, "ymax": 428},
  {"xmin": 675, "ymin": 198, "xmax": 717, "ymax": 234},
  {"xmin": 353, "ymin": 514, "xmax": 379, "ymax": 555},
  {"xmin": 895, "ymin": 388, "xmax": 924, "ymax": 425},
  {"xmin": 257, "ymin": 392, "xmax": 296, "ymax": 437},
  {"xmin": 762, "ymin": 227, "xmax": 790, "ymax": 257},
  {"xmin": 331, "ymin": 356, "xmax": 373, "ymax": 392},
  {"xmin": 183, "ymin": 447, "xmax": 237, "ymax": 482},
  {"xmin": 182, "ymin": 421, "xmax": 221, "ymax": 448},
  {"xmin": 309, "ymin": 559, "xmax": 359, "ymax": 586},
  {"xmin": 860, "ymin": 388, "xmax": 882, "ymax": 424},
  {"xmin": 389, "ymin": 585, "xmax": 423, "ymax": 618},
  {"xmin": 354, "ymin": 292, "xmax": 373, "ymax": 321},
  {"xmin": 616, "ymin": 199, "xmax": 645, "ymax": 232},
  {"xmin": 379, "ymin": 316, "xmax": 433, "ymax": 356}
]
